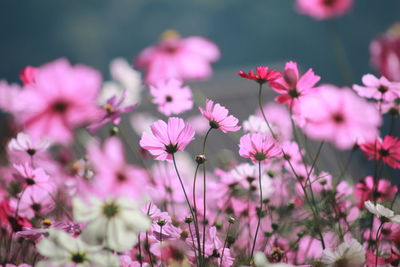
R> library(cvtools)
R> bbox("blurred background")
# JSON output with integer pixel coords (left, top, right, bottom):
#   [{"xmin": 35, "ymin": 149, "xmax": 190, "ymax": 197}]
[
  {"xmin": 0, "ymin": 0, "xmax": 399, "ymax": 180},
  {"xmin": 0, "ymin": 0, "xmax": 399, "ymax": 84}
]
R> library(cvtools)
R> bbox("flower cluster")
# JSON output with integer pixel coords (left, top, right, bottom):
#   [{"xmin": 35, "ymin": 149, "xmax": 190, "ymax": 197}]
[{"xmin": 0, "ymin": 20, "xmax": 400, "ymax": 267}]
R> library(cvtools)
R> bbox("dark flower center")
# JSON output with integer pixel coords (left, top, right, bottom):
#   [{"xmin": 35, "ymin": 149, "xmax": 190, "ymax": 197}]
[
  {"xmin": 323, "ymin": 0, "xmax": 336, "ymax": 6},
  {"xmin": 52, "ymin": 100, "xmax": 69, "ymax": 113},
  {"xmin": 378, "ymin": 85, "xmax": 388, "ymax": 94},
  {"xmin": 332, "ymin": 112, "xmax": 345, "ymax": 123},
  {"xmin": 165, "ymin": 95, "xmax": 173, "ymax": 102},
  {"xmin": 71, "ymin": 253, "xmax": 86, "ymax": 263},
  {"xmin": 165, "ymin": 143, "xmax": 178, "ymax": 154},
  {"xmin": 209, "ymin": 120, "xmax": 219, "ymax": 129},
  {"xmin": 116, "ymin": 171, "xmax": 127, "ymax": 182},
  {"xmin": 27, "ymin": 148, "xmax": 36, "ymax": 156},
  {"xmin": 379, "ymin": 148, "xmax": 390, "ymax": 157},
  {"xmin": 246, "ymin": 176, "xmax": 255, "ymax": 184},
  {"xmin": 288, "ymin": 89, "xmax": 300, "ymax": 98},
  {"xmin": 253, "ymin": 152, "xmax": 266, "ymax": 161},
  {"xmin": 31, "ymin": 203, "xmax": 41, "ymax": 211},
  {"xmin": 26, "ymin": 178, "xmax": 35, "ymax": 185},
  {"xmin": 102, "ymin": 202, "xmax": 120, "ymax": 218}
]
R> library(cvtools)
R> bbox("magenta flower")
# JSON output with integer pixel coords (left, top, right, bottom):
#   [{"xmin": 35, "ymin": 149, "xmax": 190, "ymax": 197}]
[
  {"xmin": 239, "ymin": 133, "xmax": 281, "ymax": 163},
  {"xmin": 140, "ymin": 117, "xmax": 195, "ymax": 161},
  {"xmin": 199, "ymin": 99, "xmax": 241, "ymax": 133},
  {"xmin": 18, "ymin": 58, "xmax": 102, "ymax": 144},
  {"xmin": 360, "ymin": 135, "xmax": 400, "ymax": 169},
  {"xmin": 135, "ymin": 31, "xmax": 220, "ymax": 85},
  {"xmin": 87, "ymin": 90, "xmax": 136, "ymax": 132},
  {"xmin": 298, "ymin": 85, "xmax": 381, "ymax": 150},
  {"xmin": 355, "ymin": 176, "xmax": 398, "ymax": 209},
  {"xmin": 353, "ymin": 74, "xmax": 400, "ymax": 102},
  {"xmin": 237, "ymin": 66, "xmax": 281, "ymax": 85},
  {"xmin": 19, "ymin": 66, "xmax": 38, "ymax": 86},
  {"xmin": 269, "ymin": 61, "xmax": 320, "ymax": 109},
  {"xmin": 295, "ymin": 0, "xmax": 353, "ymax": 20},
  {"xmin": 370, "ymin": 24, "xmax": 400, "ymax": 82},
  {"xmin": 150, "ymin": 79, "xmax": 193, "ymax": 116}
]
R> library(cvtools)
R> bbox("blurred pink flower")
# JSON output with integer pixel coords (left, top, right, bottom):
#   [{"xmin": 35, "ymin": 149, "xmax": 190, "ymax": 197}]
[
  {"xmin": 295, "ymin": 0, "xmax": 353, "ymax": 20},
  {"xmin": 199, "ymin": 99, "xmax": 241, "ymax": 133},
  {"xmin": 269, "ymin": 61, "xmax": 320, "ymax": 109},
  {"xmin": 0, "ymin": 80, "xmax": 23, "ymax": 114},
  {"xmin": 88, "ymin": 137, "xmax": 149, "ymax": 200},
  {"xmin": 239, "ymin": 133, "xmax": 281, "ymax": 163},
  {"xmin": 257, "ymin": 102, "xmax": 293, "ymax": 141},
  {"xmin": 19, "ymin": 66, "xmax": 38, "ymax": 86},
  {"xmin": 353, "ymin": 74, "xmax": 400, "ymax": 102},
  {"xmin": 140, "ymin": 117, "xmax": 195, "ymax": 161},
  {"xmin": 360, "ymin": 135, "xmax": 400, "ymax": 169},
  {"xmin": 8, "ymin": 132, "xmax": 49, "ymax": 157},
  {"xmin": 237, "ymin": 66, "xmax": 281, "ymax": 85},
  {"xmin": 135, "ymin": 31, "xmax": 220, "ymax": 85},
  {"xmin": 150, "ymin": 79, "xmax": 193, "ymax": 116},
  {"xmin": 18, "ymin": 58, "xmax": 102, "ymax": 144},
  {"xmin": 355, "ymin": 176, "xmax": 398, "ymax": 209},
  {"xmin": 298, "ymin": 85, "xmax": 381, "ymax": 150},
  {"xmin": 87, "ymin": 90, "xmax": 136, "ymax": 132},
  {"xmin": 370, "ymin": 24, "xmax": 400, "ymax": 81}
]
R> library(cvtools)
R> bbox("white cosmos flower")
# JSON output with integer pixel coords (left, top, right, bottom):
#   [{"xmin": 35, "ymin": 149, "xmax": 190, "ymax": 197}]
[
  {"xmin": 321, "ymin": 239, "xmax": 365, "ymax": 267},
  {"xmin": 364, "ymin": 200, "xmax": 400, "ymax": 223},
  {"xmin": 253, "ymin": 252, "xmax": 294, "ymax": 267},
  {"xmin": 36, "ymin": 229, "xmax": 119, "ymax": 267},
  {"xmin": 243, "ymin": 115, "xmax": 270, "ymax": 135},
  {"xmin": 73, "ymin": 196, "xmax": 151, "ymax": 252}
]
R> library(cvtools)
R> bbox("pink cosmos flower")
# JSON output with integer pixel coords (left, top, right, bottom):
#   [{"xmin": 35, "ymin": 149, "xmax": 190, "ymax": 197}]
[
  {"xmin": 88, "ymin": 137, "xmax": 149, "ymax": 200},
  {"xmin": 135, "ymin": 31, "xmax": 220, "ymax": 85},
  {"xmin": 370, "ymin": 23, "xmax": 400, "ymax": 81},
  {"xmin": 360, "ymin": 135, "xmax": 400, "ymax": 169},
  {"xmin": 8, "ymin": 132, "xmax": 49, "ymax": 157},
  {"xmin": 353, "ymin": 74, "xmax": 400, "ymax": 102},
  {"xmin": 239, "ymin": 133, "xmax": 281, "ymax": 163},
  {"xmin": 269, "ymin": 61, "xmax": 320, "ymax": 109},
  {"xmin": 257, "ymin": 103, "xmax": 293, "ymax": 142},
  {"xmin": 18, "ymin": 58, "xmax": 102, "ymax": 143},
  {"xmin": 87, "ymin": 90, "xmax": 136, "ymax": 132},
  {"xmin": 150, "ymin": 79, "xmax": 193, "ymax": 116},
  {"xmin": 298, "ymin": 85, "xmax": 381, "ymax": 150},
  {"xmin": 237, "ymin": 66, "xmax": 281, "ymax": 85},
  {"xmin": 19, "ymin": 66, "xmax": 38, "ymax": 86},
  {"xmin": 295, "ymin": 0, "xmax": 353, "ymax": 20},
  {"xmin": 13, "ymin": 163, "xmax": 53, "ymax": 192},
  {"xmin": 199, "ymin": 99, "xmax": 241, "ymax": 133},
  {"xmin": 355, "ymin": 176, "xmax": 398, "ymax": 208},
  {"xmin": 140, "ymin": 117, "xmax": 195, "ymax": 161}
]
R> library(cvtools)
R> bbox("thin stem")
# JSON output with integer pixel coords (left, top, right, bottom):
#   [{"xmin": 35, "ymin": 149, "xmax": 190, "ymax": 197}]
[
  {"xmin": 375, "ymin": 222, "xmax": 385, "ymax": 267},
  {"xmin": 138, "ymin": 233, "xmax": 143, "ymax": 267},
  {"xmin": 219, "ymin": 223, "xmax": 232, "ymax": 267},
  {"xmin": 338, "ymin": 148, "xmax": 355, "ymax": 179},
  {"xmin": 172, "ymin": 153, "xmax": 203, "ymax": 265},
  {"xmin": 188, "ymin": 222, "xmax": 199, "ymax": 267},
  {"xmin": 250, "ymin": 161, "xmax": 263, "ymax": 260},
  {"xmin": 160, "ymin": 225, "xmax": 163, "ymax": 267},
  {"xmin": 146, "ymin": 203, "xmax": 154, "ymax": 267},
  {"xmin": 257, "ymin": 83, "xmax": 326, "ymax": 249},
  {"xmin": 192, "ymin": 163, "xmax": 203, "ymax": 265},
  {"xmin": 201, "ymin": 127, "xmax": 212, "ymax": 261}
]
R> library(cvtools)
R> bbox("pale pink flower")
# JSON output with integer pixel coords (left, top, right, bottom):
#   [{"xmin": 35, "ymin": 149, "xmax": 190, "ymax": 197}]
[
  {"xmin": 150, "ymin": 79, "xmax": 193, "ymax": 116},
  {"xmin": 135, "ymin": 31, "xmax": 220, "ymax": 85},
  {"xmin": 10, "ymin": 185, "xmax": 55, "ymax": 219},
  {"xmin": 18, "ymin": 58, "xmax": 102, "ymax": 143},
  {"xmin": 269, "ymin": 61, "xmax": 320, "ymax": 109},
  {"xmin": 8, "ymin": 132, "xmax": 49, "ymax": 157},
  {"xmin": 298, "ymin": 85, "xmax": 381, "ymax": 150},
  {"xmin": 140, "ymin": 117, "xmax": 195, "ymax": 161},
  {"xmin": 199, "ymin": 99, "xmax": 241, "ymax": 133},
  {"xmin": 0, "ymin": 80, "xmax": 23, "ymax": 114},
  {"xmin": 257, "ymin": 103, "xmax": 293, "ymax": 141},
  {"xmin": 353, "ymin": 74, "xmax": 400, "ymax": 102},
  {"xmin": 296, "ymin": 0, "xmax": 353, "ymax": 20},
  {"xmin": 88, "ymin": 137, "xmax": 149, "ymax": 200},
  {"xmin": 13, "ymin": 163, "xmax": 53, "ymax": 191},
  {"xmin": 239, "ymin": 133, "xmax": 281, "ymax": 163}
]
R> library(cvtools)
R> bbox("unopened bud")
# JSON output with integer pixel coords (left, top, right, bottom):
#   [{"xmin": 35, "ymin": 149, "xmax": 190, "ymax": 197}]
[
  {"xmin": 110, "ymin": 126, "xmax": 119, "ymax": 136},
  {"xmin": 184, "ymin": 217, "xmax": 193, "ymax": 224},
  {"xmin": 195, "ymin": 154, "xmax": 207, "ymax": 164},
  {"xmin": 228, "ymin": 217, "xmax": 236, "ymax": 224}
]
